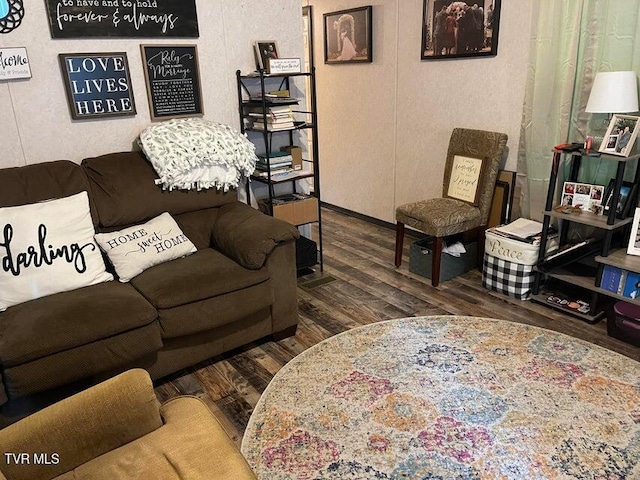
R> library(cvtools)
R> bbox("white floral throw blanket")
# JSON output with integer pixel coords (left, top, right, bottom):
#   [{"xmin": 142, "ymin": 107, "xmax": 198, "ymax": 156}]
[{"xmin": 139, "ymin": 118, "xmax": 257, "ymax": 191}]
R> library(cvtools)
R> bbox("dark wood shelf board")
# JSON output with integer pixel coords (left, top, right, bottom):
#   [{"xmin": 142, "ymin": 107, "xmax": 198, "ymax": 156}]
[
  {"xmin": 240, "ymin": 72, "xmax": 312, "ymax": 79},
  {"xmin": 536, "ymin": 266, "xmax": 597, "ymax": 290},
  {"xmin": 251, "ymin": 172, "xmax": 315, "ymax": 184},
  {"xmin": 245, "ymin": 122, "xmax": 312, "ymax": 133},
  {"xmin": 595, "ymin": 248, "xmax": 640, "ymax": 272},
  {"xmin": 537, "ymin": 265, "xmax": 640, "ymax": 306},
  {"xmin": 530, "ymin": 293, "xmax": 606, "ymax": 324},
  {"xmin": 544, "ymin": 210, "xmax": 633, "ymax": 230}
]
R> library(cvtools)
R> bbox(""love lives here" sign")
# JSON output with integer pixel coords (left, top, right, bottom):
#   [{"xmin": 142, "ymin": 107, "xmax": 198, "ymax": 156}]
[
  {"xmin": 59, "ymin": 52, "xmax": 136, "ymax": 119},
  {"xmin": 45, "ymin": 0, "xmax": 199, "ymax": 38}
]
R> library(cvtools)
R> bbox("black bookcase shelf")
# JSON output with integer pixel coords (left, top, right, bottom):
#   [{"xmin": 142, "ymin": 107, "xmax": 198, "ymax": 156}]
[
  {"xmin": 236, "ymin": 68, "xmax": 323, "ymax": 272},
  {"xmin": 532, "ymin": 147, "xmax": 640, "ymax": 322}
]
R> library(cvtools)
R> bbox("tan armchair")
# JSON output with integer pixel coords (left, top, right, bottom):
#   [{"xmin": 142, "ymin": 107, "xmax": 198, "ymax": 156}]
[
  {"xmin": 0, "ymin": 369, "xmax": 257, "ymax": 480},
  {"xmin": 395, "ymin": 128, "xmax": 508, "ymax": 286}
]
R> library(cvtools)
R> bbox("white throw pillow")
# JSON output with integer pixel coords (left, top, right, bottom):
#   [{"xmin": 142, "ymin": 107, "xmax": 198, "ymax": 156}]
[
  {"xmin": 95, "ymin": 212, "xmax": 196, "ymax": 282},
  {"xmin": 0, "ymin": 192, "xmax": 113, "ymax": 311}
]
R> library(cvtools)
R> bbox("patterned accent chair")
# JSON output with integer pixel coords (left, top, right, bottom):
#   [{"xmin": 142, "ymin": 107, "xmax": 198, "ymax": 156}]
[{"xmin": 395, "ymin": 128, "xmax": 508, "ymax": 287}]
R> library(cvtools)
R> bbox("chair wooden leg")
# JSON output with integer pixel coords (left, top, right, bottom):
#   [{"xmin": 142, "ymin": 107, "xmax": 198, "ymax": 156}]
[
  {"xmin": 476, "ymin": 226, "xmax": 486, "ymax": 272},
  {"xmin": 395, "ymin": 222, "xmax": 405, "ymax": 267},
  {"xmin": 431, "ymin": 236, "xmax": 443, "ymax": 287}
]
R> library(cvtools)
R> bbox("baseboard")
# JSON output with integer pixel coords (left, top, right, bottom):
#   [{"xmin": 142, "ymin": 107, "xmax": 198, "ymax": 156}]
[{"xmin": 320, "ymin": 202, "xmax": 430, "ymax": 239}]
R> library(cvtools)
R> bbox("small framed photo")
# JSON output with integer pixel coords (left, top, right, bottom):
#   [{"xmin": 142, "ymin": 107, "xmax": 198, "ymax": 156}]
[
  {"xmin": 323, "ymin": 6, "xmax": 373, "ymax": 64},
  {"xmin": 561, "ymin": 182, "xmax": 604, "ymax": 211},
  {"xmin": 599, "ymin": 114, "xmax": 640, "ymax": 157},
  {"xmin": 603, "ymin": 179, "xmax": 637, "ymax": 219},
  {"xmin": 421, "ymin": 0, "xmax": 501, "ymax": 60},
  {"xmin": 254, "ymin": 41, "xmax": 279, "ymax": 72},
  {"xmin": 627, "ymin": 208, "xmax": 640, "ymax": 256}
]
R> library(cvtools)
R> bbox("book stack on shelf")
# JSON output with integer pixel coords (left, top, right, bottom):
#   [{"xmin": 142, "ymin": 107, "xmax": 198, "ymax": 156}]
[
  {"xmin": 254, "ymin": 151, "xmax": 294, "ymax": 178},
  {"xmin": 601, "ymin": 265, "xmax": 640, "ymax": 299},
  {"xmin": 248, "ymin": 92, "xmax": 298, "ymax": 105},
  {"xmin": 249, "ymin": 104, "xmax": 295, "ymax": 131}
]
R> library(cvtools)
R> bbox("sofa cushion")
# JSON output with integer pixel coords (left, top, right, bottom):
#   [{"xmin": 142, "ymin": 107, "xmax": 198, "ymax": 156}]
[
  {"xmin": 2, "ymin": 322, "xmax": 162, "ymax": 399},
  {"xmin": 0, "ymin": 281, "xmax": 157, "ymax": 368},
  {"xmin": 95, "ymin": 213, "xmax": 197, "ymax": 282},
  {"xmin": 0, "ymin": 160, "xmax": 98, "ymax": 226},
  {"xmin": 82, "ymin": 151, "xmax": 237, "ymax": 229},
  {"xmin": 59, "ymin": 396, "xmax": 257, "ymax": 480},
  {"xmin": 174, "ymin": 208, "xmax": 220, "ymax": 250},
  {"xmin": 0, "ymin": 370, "xmax": 163, "ymax": 480},
  {"xmin": 130, "ymin": 248, "xmax": 270, "ymax": 310},
  {"xmin": 157, "ymin": 284, "xmax": 274, "ymax": 338},
  {"xmin": 0, "ymin": 192, "xmax": 113, "ymax": 311}
]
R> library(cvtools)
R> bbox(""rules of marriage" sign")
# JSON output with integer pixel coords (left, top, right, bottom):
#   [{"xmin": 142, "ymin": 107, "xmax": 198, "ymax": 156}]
[{"xmin": 45, "ymin": 0, "xmax": 199, "ymax": 38}]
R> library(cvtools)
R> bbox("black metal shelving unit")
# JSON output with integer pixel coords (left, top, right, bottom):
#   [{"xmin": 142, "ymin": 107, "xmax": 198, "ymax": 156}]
[
  {"xmin": 532, "ymin": 147, "xmax": 640, "ymax": 323},
  {"xmin": 236, "ymin": 68, "xmax": 323, "ymax": 271}
]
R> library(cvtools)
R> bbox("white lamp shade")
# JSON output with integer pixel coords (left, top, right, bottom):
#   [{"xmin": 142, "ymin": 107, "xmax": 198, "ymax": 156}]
[{"xmin": 585, "ymin": 71, "xmax": 639, "ymax": 113}]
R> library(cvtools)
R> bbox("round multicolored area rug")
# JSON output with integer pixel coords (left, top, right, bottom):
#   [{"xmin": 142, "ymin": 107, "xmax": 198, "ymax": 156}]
[{"xmin": 241, "ymin": 316, "xmax": 640, "ymax": 479}]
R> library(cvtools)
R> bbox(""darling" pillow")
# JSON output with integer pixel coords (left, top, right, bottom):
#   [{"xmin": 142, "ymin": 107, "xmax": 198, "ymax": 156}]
[
  {"xmin": 0, "ymin": 192, "xmax": 113, "ymax": 311},
  {"xmin": 94, "ymin": 212, "xmax": 197, "ymax": 282}
]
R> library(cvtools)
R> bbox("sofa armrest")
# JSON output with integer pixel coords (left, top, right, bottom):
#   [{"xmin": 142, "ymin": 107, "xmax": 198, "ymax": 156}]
[
  {"xmin": 0, "ymin": 371, "xmax": 7, "ymax": 407},
  {"xmin": 0, "ymin": 369, "xmax": 162, "ymax": 480},
  {"xmin": 212, "ymin": 202, "xmax": 299, "ymax": 269},
  {"xmin": 158, "ymin": 397, "xmax": 258, "ymax": 479}
]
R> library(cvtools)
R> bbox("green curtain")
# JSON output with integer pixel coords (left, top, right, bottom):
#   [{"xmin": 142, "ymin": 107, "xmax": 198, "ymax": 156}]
[{"xmin": 518, "ymin": 0, "xmax": 640, "ymax": 220}]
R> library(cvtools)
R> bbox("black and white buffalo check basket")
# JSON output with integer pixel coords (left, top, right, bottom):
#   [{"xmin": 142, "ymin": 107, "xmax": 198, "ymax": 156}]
[{"xmin": 482, "ymin": 254, "xmax": 535, "ymax": 300}]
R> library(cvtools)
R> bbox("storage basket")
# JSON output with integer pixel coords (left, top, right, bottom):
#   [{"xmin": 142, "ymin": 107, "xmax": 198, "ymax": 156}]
[
  {"xmin": 482, "ymin": 255, "xmax": 535, "ymax": 300},
  {"xmin": 409, "ymin": 239, "xmax": 477, "ymax": 283},
  {"xmin": 482, "ymin": 230, "xmax": 540, "ymax": 300}
]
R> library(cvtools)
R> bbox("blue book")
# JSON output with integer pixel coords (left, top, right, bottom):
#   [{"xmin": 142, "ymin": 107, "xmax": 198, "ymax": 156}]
[
  {"xmin": 601, "ymin": 265, "xmax": 622, "ymax": 293},
  {"xmin": 623, "ymin": 271, "xmax": 640, "ymax": 298}
]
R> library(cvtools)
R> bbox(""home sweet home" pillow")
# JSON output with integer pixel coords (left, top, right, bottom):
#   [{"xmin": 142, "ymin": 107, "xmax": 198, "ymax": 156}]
[
  {"xmin": 94, "ymin": 212, "xmax": 196, "ymax": 282},
  {"xmin": 0, "ymin": 192, "xmax": 113, "ymax": 311}
]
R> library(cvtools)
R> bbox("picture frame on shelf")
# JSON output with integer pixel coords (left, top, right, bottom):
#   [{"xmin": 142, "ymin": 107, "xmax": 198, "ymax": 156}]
[
  {"xmin": 323, "ymin": 6, "xmax": 372, "ymax": 64},
  {"xmin": 602, "ymin": 179, "xmax": 637, "ymax": 219},
  {"xmin": 599, "ymin": 114, "xmax": 640, "ymax": 157},
  {"xmin": 560, "ymin": 182, "xmax": 604, "ymax": 212},
  {"xmin": 627, "ymin": 208, "xmax": 640, "ymax": 256},
  {"xmin": 421, "ymin": 0, "xmax": 501, "ymax": 60},
  {"xmin": 254, "ymin": 41, "xmax": 279, "ymax": 73}
]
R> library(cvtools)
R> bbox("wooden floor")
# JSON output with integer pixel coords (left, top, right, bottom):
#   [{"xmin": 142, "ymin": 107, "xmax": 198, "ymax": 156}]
[{"xmin": 153, "ymin": 207, "xmax": 640, "ymax": 447}]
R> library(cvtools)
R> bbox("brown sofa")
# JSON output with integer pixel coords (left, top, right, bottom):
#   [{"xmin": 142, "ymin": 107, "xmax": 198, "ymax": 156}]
[
  {"xmin": 0, "ymin": 151, "xmax": 299, "ymax": 423},
  {"xmin": 0, "ymin": 369, "xmax": 257, "ymax": 480}
]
